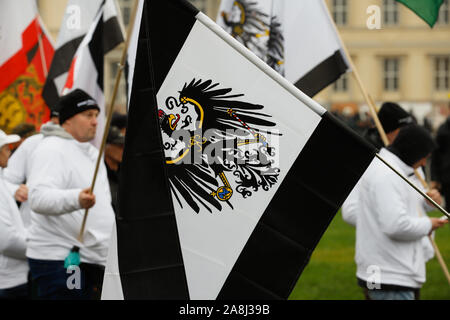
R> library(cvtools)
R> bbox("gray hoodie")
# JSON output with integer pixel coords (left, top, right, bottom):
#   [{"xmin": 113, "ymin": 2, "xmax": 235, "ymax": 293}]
[{"xmin": 40, "ymin": 122, "xmax": 73, "ymax": 140}]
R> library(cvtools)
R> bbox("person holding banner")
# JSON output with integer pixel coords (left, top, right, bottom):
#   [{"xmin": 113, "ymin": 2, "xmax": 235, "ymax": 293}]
[
  {"xmin": 26, "ymin": 89, "xmax": 115, "ymax": 300},
  {"xmin": 431, "ymin": 115, "xmax": 450, "ymax": 211},
  {"xmin": 0, "ymin": 130, "xmax": 29, "ymax": 300},
  {"xmin": 343, "ymin": 102, "xmax": 415, "ymax": 226},
  {"xmin": 349, "ymin": 125, "xmax": 448, "ymax": 300}
]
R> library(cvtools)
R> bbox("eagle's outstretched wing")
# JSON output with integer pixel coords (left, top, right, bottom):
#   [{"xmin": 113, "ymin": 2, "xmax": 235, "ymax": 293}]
[
  {"xmin": 221, "ymin": 1, "xmax": 270, "ymax": 58},
  {"xmin": 160, "ymin": 79, "xmax": 281, "ymax": 214}
]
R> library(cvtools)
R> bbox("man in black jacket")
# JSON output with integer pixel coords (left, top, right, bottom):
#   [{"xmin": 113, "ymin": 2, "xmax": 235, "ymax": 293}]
[{"xmin": 431, "ymin": 115, "xmax": 450, "ymax": 211}]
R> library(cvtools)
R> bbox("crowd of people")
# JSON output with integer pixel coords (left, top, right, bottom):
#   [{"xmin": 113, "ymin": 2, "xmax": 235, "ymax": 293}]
[
  {"xmin": 0, "ymin": 87, "xmax": 448, "ymax": 300},
  {"xmin": 0, "ymin": 89, "xmax": 126, "ymax": 300}
]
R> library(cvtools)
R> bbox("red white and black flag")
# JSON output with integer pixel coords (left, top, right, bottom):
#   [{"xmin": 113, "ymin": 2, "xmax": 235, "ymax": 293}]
[
  {"xmin": 217, "ymin": 0, "xmax": 350, "ymax": 97},
  {"xmin": 0, "ymin": 1, "xmax": 54, "ymax": 132},
  {"xmin": 61, "ymin": 0, "xmax": 124, "ymax": 147},
  {"xmin": 102, "ymin": 0, "xmax": 375, "ymax": 300}
]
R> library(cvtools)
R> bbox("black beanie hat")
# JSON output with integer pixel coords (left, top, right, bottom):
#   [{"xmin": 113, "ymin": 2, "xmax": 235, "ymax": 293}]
[
  {"xmin": 387, "ymin": 124, "xmax": 436, "ymax": 166},
  {"xmin": 378, "ymin": 102, "xmax": 414, "ymax": 134},
  {"xmin": 57, "ymin": 89, "xmax": 100, "ymax": 124}
]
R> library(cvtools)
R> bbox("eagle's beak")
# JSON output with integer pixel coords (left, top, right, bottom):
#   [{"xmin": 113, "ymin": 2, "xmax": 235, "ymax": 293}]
[{"xmin": 168, "ymin": 114, "xmax": 180, "ymax": 130}]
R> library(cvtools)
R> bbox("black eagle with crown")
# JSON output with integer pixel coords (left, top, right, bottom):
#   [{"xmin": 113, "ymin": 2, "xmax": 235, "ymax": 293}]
[
  {"xmin": 221, "ymin": 0, "xmax": 285, "ymax": 75},
  {"xmin": 158, "ymin": 79, "xmax": 282, "ymax": 214}
]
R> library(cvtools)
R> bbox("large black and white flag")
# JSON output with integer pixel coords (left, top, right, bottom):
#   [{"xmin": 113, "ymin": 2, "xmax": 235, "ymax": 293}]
[
  {"xmin": 217, "ymin": 0, "xmax": 350, "ymax": 97},
  {"xmin": 101, "ymin": 0, "xmax": 375, "ymax": 300},
  {"xmin": 61, "ymin": 0, "xmax": 124, "ymax": 147}
]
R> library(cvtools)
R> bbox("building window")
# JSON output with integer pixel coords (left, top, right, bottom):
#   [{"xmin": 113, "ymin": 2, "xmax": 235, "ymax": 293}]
[
  {"xmin": 383, "ymin": 0, "xmax": 399, "ymax": 26},
  {"xmin": 437, "ymin": 0, "xmax": 449, "ymax": 25},
  {"xmin": 334, "ymin": 73, "xmax": 348, "ymax": 92},
  {"xmin": 118, "ymin": 0, "xmax": 133, "ymax": 27},
  {"xmin": 332, "ymin": 0, "xmax": 348, "ymax": 26},
  {"xmin": 189, "ymin": 0, "xmax": 207, "ymax": 12},
  {"xmin": 435, "ymin": 57, "xmax": 450, "ymax": 91},
  {"xmin": 383, "ymin": 58, "xmax": 400, "ymax": 91}
]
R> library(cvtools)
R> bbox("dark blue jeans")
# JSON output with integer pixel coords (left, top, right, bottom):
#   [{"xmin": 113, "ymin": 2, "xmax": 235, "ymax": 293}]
[
  {"xmin": 28, "ymin": 258, "xmax": 104, "ymax": 300},
  {"xmin": 0, "ymin": 283, "xmax": 29, "ymax": 300}
]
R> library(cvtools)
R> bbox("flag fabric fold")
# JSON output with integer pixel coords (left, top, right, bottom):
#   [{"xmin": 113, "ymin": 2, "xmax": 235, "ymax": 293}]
[
  {"xmin": 101, "ymin": 0, "xmax": 376, "ymax": 300},
  {"xmin": 396, "ymin": 0, "xmax": 444, "ymax": 27},
  {"xmin": 217, "ymin": 0, "xmax": 350, "ymax": 97},
  {"xmin": 0, "ymin": 1, "xmax": 54, "ymax": 132},
  {"xmin": 61, "ymin": 0, "xmax": 125, "ymax": 147}
]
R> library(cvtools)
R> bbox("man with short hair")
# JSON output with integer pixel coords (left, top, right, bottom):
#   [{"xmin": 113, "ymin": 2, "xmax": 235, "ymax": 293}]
[
  {"xmin": 26, "ymin": 89, "xmax": 115, "ymax": 300},
  {"xmin": 0, "ymin": 130, "xmax": 29, "ymax": 299}
]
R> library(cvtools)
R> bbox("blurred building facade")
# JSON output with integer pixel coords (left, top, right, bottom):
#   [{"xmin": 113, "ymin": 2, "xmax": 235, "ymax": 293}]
[{"xmin": 38, "ymin": 0, "xmax": 450, "ymax": 130}]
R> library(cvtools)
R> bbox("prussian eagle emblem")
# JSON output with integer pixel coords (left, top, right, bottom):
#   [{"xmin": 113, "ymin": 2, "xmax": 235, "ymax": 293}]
[
  {"xmin": 158, "ymin": 79, "xmax": 282, "ymax": 214},
  {"xmin": 220, "ymin": 0, "xmax": 285, "ymax": 75}
]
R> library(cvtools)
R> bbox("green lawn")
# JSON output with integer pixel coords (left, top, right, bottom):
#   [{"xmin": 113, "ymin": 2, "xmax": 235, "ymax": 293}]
[{"xmin": 289, "ymin": 210, "xmax": 450, "ymax": 300}]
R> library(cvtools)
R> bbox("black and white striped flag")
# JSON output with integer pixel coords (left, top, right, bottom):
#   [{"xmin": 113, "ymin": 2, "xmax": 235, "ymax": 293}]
[
  {"xmin": 217, "ymin": 0, "xmax": 350, "ymax": 97},
  {"xmin": 61, "ymin": 0, "xmax": 124, "ymax": 147},
  {"xmin": 42, "ymin": 0, "xmax": 103, "ymax": 110},
  {"xmin": 101, "ymin": 0, "xmax": 375, "ymax": 300}
]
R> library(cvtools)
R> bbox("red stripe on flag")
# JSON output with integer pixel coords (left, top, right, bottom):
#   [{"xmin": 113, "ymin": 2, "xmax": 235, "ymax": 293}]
[
  {"xmin": 0, "ymin": 17, "xmax": 53, "ymax": 92},
  {"xmin": 64, "ymin": 56, "xmax": 77, "ymax": 92},
  {"xmin": 0, "ymin": 51, "xmax": 28, "ymax": 92}
]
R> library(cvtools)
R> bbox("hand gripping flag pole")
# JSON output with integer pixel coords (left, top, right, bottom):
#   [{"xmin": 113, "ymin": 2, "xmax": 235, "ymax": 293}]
[
  {"xmin": 324, "ymin": 3, "xmax": 450, "ymax": 285},
  {"xmin": 77, "ymin": 0, "xmax": 140, "ymax": 244}
]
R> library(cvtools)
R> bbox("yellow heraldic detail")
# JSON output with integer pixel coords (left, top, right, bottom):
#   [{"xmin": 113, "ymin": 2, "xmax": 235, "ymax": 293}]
[
  {"xmin": 255, "ymin": 29, "xmax": 269, "ymax": 38},
  {"xmin": 166, "ymin": 96, "xmax": 206, "ymax": 165},
  {"xmin": 168, "ymin": 114, "xmax": 178, "ymax": 130},
  {"xmin": 211, "ymin": 172, "xmax": 234, "ymax": 202},
  {"xmin": 180, "ymin": 96, "xmax": 204, "ymax": 129},
  {"xmin": 190, "ymin": 134, "xmax": 207, "ymax": 152},
  {"xmin": 0, "ymin": 92, "xmax": 26, "ymax": 133}
]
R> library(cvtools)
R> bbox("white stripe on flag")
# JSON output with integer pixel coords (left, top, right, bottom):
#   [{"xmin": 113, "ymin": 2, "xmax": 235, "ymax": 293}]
[
  {"xmin": 284, "ymin": 0, "xmax": 351, "ymax": 82},
  {"xmin": 217, "ymin": 0, "xmax": 351, "ymax": 95},
  {"xmin": 55, "ymin": 0, "xmax": 103, "ymax": 48},
  {"xmin": 101, "ymin": 222, "xmax": 124, "ymax": 300},
  {"xmin": 0, "ymin": 1, "xmax": 38, "ymax": 65},
  {"xmin": 126, "ymin": 0, "xmax": 144, "ymax": 107}
]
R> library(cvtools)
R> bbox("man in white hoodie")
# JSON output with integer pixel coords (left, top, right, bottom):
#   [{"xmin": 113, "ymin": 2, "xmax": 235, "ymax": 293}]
[
  {"xmin": 3, "ymin": 112, "xmax": 60, "ymax": 225},
  {"xmin": 347, "ymin": 125, "xmax": 448, "ymax": 300},
  {"xmin": 0, "ymin": 130, "xmax": 28, "ymax": 299},
  {"xmin": 27, "ymin": 89, "xmax": 115, "ymax": 300}
]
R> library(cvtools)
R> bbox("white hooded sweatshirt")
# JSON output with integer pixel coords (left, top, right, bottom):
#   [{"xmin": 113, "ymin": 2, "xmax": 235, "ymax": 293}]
[
  {"xmin": 345, "ymin": 148, "xmax": 433, "ymax": 289},
  {"xmin": 27, "ymin": 130, "xmax": 115, "ymax": 265},
  {"xmin": 0, "ymin": 170, "xmax": 28, "ymax": 289}
]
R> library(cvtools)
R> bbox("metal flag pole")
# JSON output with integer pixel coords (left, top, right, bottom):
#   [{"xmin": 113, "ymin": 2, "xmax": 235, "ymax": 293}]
[{"xmin": 77, "ymin": 0, "xmax": 140, "ymax": 243}]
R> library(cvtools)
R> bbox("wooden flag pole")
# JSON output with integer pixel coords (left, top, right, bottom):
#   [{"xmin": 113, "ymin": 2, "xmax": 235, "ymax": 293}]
[
  {"xmin": 77, "ymin": 0, "xmax": 140, "ymax": 243},
  {"xmin": 323, "ymin": 5, "xmax": 389, "ymax": 146},
  {"xmin": 414, "ymin": 171, "xmax": 450, "ymax": 285},
  {"xmin": 325, "ymin": 5, "xmax": 450, "ymax": 285}
]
